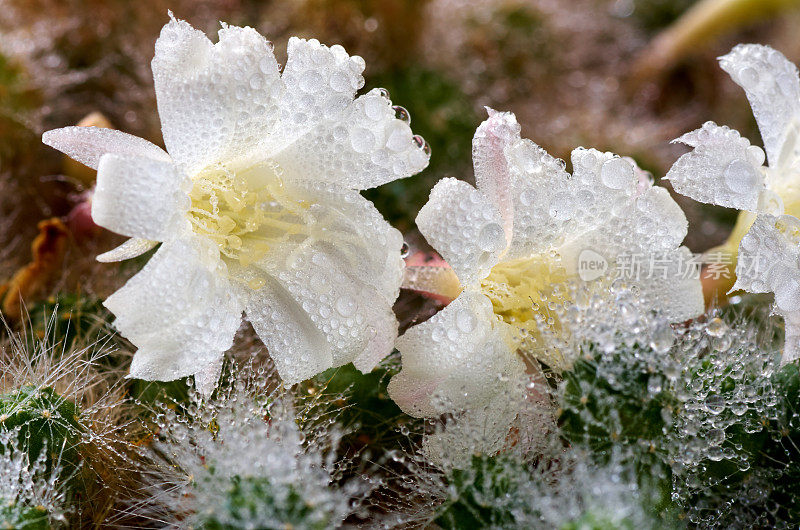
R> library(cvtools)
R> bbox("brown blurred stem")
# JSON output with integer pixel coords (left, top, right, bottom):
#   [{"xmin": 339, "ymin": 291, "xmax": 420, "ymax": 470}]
[{"xmin": 632, "ymin": 0, "xmax": 800, "ymax": 83}]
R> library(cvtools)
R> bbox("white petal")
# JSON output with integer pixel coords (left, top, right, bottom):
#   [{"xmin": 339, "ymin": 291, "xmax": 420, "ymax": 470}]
[
  {"xmin": 93, "ymin": 153, "xmax": 187, "ymax": 241},
  {"xmin": 42, "ymin": 126, "xmax": 170, "ymax": 170},
  {"xmin": 278, "ymin": 37, "xmax": 365, "ymax": 143},
  {"xmin": 501, "ymin": 138, "xmax": 573, "ymax": 260},
  {"xmin": 152, "ymin": 17, "xmax": 283, "ymax": 174},
  {"xmin": 96, "ymin": 238, "xmax": 158, "ymax": 262},
  {"xmin": 416, "ymin": 178, "xmax": 508, "ymax": 286},
  {"xmin": 667, "ymin": 121, "xmax": 766, "ymax": 211},
  {"xmin": 719, "ymin": 44, "xmax": 800, "ymax": 168},
  {"xmin": 193, "ymin": 357, "xmax": 224, "ymax": 396},
  {"xmin": 472, "ymin": 108, "xmax": 519, "ymax": 239},
  {"xmin": 281, "ymin": 180, "xmax": 406, "ymax": 306},
  {"xmin": 388, "ymin": 290, "xmax": 523, "ymax": 417},
  {"xmin": 252, "ymin": 242, "xmax": 399, "ymax": 379},
  {"xmin": 244, "ymin": 275, "xmax": 333, "ymax": 385},
  {"xmin": 632, "ymin": 246, "xmax": 705, "ymax": 322},
  {"xmin": 107, "ymin": 237, "xmax": 243, "ymax": 381},
  {"xmin": 272, "ymin": 89, "xmax": 429, "ymax": 190},
  {"xmin": 734, "ymin": 214, "xmax": 800, "ymax": 366}
]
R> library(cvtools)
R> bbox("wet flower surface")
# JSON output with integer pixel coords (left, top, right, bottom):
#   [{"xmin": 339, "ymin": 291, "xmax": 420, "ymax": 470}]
[
  {"xmin": 389, "ymin": 109, "xmax": 703, "ymax": 424},
  {"xmin": 42, "ymin": 15, "xmax": 430, "ymax": 390}
]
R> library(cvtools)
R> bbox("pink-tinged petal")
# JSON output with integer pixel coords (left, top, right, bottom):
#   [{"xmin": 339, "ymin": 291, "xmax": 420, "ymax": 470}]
[
  {"xmin": 472, "ymin": 108, "xmax": 520, "ymax": 241},
  {"xmin": 42, "ymin": 126, "xmax": 170, "ymax": 170}
]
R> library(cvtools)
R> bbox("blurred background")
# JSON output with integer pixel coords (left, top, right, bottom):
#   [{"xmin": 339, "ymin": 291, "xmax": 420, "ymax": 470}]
[{"xmin": 1, "ymin": 0, "xmax": 800, "ymax": 306}]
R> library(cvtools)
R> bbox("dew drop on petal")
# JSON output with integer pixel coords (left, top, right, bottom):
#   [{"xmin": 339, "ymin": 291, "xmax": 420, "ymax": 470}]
[
  {"xmin": 600, "ymin": 158, "xmax": 633, "ymax": 190},
  {"xmin": 723, "ymin": 159, "xmax": 758, "ymax": 193}
]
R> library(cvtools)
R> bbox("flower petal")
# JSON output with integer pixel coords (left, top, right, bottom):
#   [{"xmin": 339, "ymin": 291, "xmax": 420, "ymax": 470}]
[
  {"xmin": 719, "ymin": 44, "xmax": 800, "ymax": 169},
  {"xmin": 666, "ymin": 121, "xmax": 767, "ymax": 211},
  {"xmin": 272, "ymin": 89, "xmax": 430, "ymax": 190},
  {"xmin": 107, "ymin": 237, "xmax": 243, "ymax": 381},
  {"xmin": 278, "ymin": 37, "xmax": 365, "ymax": 143},
  {"xmin": 734, "ymin": 214, "xmax": 800, "ymax": 365},
  {"xmin": 473, "ymin": 108, "xmax": 519, "ymax": 240},
  {"xmin": 244, "ymin": 275, "xmax": 333, "ymax": 385},
  {"xmin": 42, "ymin": 126, "xmax": 170, "ymax": 170},
  {"xmin": 93, "ymin": 153, "xmax": 187, "ymax": 241},
  {"xmin": 416, "ymin": 178, "xmax": 508, "ymax": 286},
  {"xmin": 388, "ymin": 290, "xmax": 523, "ymax": 417},
  {"xmin": 296, "ymin": 180, "xmax": 406, "ymax": 305},
  {"xmin": 251, "ymin": 241, "xmax": 399, "ymax": 380},
  {"xmin": 96, "ymin": 238, "xmax": 158, "ymax": 262},
  {"xmin": 152, "ymin": 17, "xmax": 283, "ymax": 174},
  {"xmin": 633, "ymin": 246, "xmax": 705, "ymax": 322}
]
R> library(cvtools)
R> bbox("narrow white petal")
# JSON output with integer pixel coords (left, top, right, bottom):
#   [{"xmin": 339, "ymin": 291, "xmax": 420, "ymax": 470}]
[
  {"xmin": 273, "ymin": 89, "xmax": 429, "ymax": 190},
  {"xmin": 152, "ymin": 17, "xmax": 283, "ymax": 173},
  {"xmin": 108, "ymin": 237, "xmax": 243, "ymax": 382},
  {"xmin": 416, "ymin": 178, "xmax": 507, "ymax": 286},
  {"xmin": 93, "ymin": 153, "xmax": 187, "ymax": 241},
  {"xmin": 388, "ymin": 290, "xmax": 523, "ymax": 418},
  {"xmin": 473, "ymin": 108, "xmax": 519, "ymax": 240},
  {"xmin": 719, "ymin": 44, "xmax": 800, "ymax": 168},
  {"xmin": 96, "ymin": 238, "xmax": 158, "ymax": 262},
  {"xmin": 42, "ymin": 126, "xmax": 170, "ymax": 170},
  {"xmin": 667, "ymin": 121, "xmax": 767, "ymax": 211}
]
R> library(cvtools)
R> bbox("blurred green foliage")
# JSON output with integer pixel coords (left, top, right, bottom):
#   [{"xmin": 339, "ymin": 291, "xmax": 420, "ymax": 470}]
[
  {"xmin": 0, "ymin": 502, "xmax": 50, "ymax": 530},
  {"xmin": 630, "ymin": 0, "xmax": 698, "ymax": 33}
]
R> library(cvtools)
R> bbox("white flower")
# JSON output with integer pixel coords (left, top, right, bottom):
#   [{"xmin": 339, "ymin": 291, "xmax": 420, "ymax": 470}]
[
  {"xmin": 665, "ymin": 44, "xmax": 800, "ymax": 255},
  {"xmin": 42, "ymin": 15, "xmax": 429, "ymax": 391},
  {"xmin": 733, "ymin": 214, "xmax": 800, "ymax": 365},
  {"xmin": 388, "ymin": 109, "xmax": 703, "ymax": 419}
]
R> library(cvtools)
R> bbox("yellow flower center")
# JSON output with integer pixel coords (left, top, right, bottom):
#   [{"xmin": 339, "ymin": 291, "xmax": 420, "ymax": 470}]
[
  {"xmin": 480, "ymin": 253, "xmax": 569, "ymax": 367},
  {"xmin": 188, "ymin": 162, "xmax": 310, "ymax": 273}
]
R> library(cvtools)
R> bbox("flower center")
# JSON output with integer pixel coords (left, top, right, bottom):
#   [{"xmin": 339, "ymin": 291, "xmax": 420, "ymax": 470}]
[
  {"xmin": 480, "ymin": 254, "xmax": 568, "ymax": 362},
  {"xmin": 187, "ymin": 162, "xmax": 310, "ymax": 270}
]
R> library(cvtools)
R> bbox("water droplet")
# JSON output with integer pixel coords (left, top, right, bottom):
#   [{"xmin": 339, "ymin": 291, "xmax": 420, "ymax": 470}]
[
  {"xmin": 336, "ymin": 296, "xmax": 357, "ymax": 317},
  {"xmin": 600, "ymin": 157, "xmax": 633, "ymax": 190},
  {"xmin": 723, "ymin": 159, "xmax": 758, "ymax": 193},
  {"xmin": 705, "ymin": 317, "xmax": 728, "ymax": 338},
  {"xmin": 456, "ymin": 309, "xmax": 477, "ymax": 333},
  {"xmin": 393, "ymin": 105, "xmax": 411, "ymax": 124}
]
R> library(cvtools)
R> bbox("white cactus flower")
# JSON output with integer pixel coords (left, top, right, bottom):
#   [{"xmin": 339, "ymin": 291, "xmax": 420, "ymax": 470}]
[
  {"xmin": 42, "ymin": 15, "xmax": 429, "ymax": 391},
  {"xmin": 389, "ymin": 109, "xmax": 703, "ymax": 419},
  {"xmin": 733, "ymin": 214, "xmax": 800, "ymax": 365},
  {"xmin": 665, "ymin": 44, "xmax": 800, "ymax": 255}
]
